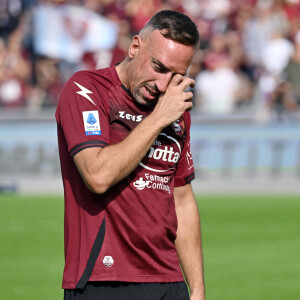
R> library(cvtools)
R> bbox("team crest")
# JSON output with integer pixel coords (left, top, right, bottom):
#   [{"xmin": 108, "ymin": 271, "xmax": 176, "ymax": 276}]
[
  {"xmin": 103, "ymin": 256, "xmax": 114, "ymax": 267},
  {"xmin": 172, "ymin": 117, "xmax": 185, "ymax": 137}
]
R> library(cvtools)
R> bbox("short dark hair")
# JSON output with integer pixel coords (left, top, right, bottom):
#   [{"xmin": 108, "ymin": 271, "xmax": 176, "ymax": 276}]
[{"xmin": 141, "ymin": 10, "xmax": 200, "ymax": 49}]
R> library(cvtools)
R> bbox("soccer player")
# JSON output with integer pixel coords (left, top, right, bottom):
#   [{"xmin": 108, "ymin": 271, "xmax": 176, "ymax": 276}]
[{"xmin": 56, "ymin": 10, "xmax": 205, "ymax": 300}]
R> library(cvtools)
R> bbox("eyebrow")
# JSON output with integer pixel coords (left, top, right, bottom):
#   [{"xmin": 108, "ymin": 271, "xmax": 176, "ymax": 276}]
[{"xmin": 152, "ymin": 57, "xmax": 186, "ymax": 76}]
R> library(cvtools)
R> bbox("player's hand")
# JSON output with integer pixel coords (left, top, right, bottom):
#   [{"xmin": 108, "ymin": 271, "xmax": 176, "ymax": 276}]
[{"xmin": 153, "ymin": 74, "xmax": 194, "ymax": 128}]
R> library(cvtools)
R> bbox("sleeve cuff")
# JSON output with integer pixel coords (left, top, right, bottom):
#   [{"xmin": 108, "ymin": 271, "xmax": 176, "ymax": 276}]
[{"xmin": 70, "ymin": 141, "xmax": 108, "ymax": 158}]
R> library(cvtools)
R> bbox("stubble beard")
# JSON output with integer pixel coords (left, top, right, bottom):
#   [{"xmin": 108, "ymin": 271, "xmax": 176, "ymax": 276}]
[{"xmin": 133, "ymin": 85, "xmax": 155, "ymax": 106}]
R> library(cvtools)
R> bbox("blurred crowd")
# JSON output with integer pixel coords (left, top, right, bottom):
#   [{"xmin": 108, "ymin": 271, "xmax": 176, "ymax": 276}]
[{"xmin": 1, "ymin": 0, "xmax": 300, "ymax": 122}]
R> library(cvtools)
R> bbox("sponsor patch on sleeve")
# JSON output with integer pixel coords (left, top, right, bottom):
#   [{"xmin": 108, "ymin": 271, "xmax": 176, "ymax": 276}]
[{"xmin": 82, "ymin": 111, "xmax": 101, "ymax": 136}]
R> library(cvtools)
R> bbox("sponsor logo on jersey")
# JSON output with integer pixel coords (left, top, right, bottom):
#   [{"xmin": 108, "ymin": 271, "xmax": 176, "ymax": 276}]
[
  {"xmin": 82, "ymin": 111, "xmax": 101, "ymax": 135},
  {"xmin": 139, "ymin": 133, "xmax": 181, "ymax": 173},
  {"xmin": 103, "ymin": 256, "xmax": 114, "ymax": 267},
  {"xmin": 133, "ymin": 174, "xmax": 171, "ymax": 194},
  {"xmin": 119, "ymin": 111, "xmax": 143, "ymax": 122},
  {"xmin": 148, "ymin": 145, "xmax": 180, "ymax": 163}
]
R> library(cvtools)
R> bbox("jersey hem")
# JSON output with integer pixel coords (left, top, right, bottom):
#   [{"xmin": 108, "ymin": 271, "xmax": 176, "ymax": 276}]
[{"xmin": 62, "ymin": 274, "xmax": 184, "ymax": 289}]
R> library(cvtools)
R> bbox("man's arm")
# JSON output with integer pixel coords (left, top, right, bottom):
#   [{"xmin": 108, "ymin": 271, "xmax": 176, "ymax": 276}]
[
  {"xmin": 73, "ymin": 75, "xmax": 194, "ymax": 194},
  {"xmin": 74, "ymin": 112, "xmax": 164, "ymax": 193},
  {"xmin": 174, "ymin": 184, "xmax": 205, "ymax": 300}
]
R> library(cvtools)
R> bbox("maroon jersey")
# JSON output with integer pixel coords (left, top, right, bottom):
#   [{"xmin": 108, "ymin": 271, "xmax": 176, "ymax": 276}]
[{"xmin": 55, "ymin": 66, "xmax": 195, "ymax": 289}]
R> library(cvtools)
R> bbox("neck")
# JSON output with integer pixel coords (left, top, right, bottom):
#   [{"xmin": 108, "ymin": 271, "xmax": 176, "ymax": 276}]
[{"xmin": 116, "ymin": 58, "xmax": 131, "ymax": 89}]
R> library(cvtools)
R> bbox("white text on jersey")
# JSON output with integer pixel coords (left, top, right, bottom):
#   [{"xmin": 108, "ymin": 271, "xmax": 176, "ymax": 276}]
[
  {"xmin": 119, "ymin": 111, "xmax": 143, "ymax": 122},
  {"xmin": 148, "ymin": 146, "xmax": 180, "ymax": 163}
]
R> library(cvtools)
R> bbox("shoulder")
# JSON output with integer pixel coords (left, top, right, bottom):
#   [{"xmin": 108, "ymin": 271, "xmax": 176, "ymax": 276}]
[
  {"xmin": 56, "ymin": 68, "xmax": 112, "ymax": 117},
  {"xmin": 65, "ymin": 66, "xmax": 120, "ymax": 91},
  {"xmin": 69, "ymin": 68, "xmax": 112, "ymax": 88}
]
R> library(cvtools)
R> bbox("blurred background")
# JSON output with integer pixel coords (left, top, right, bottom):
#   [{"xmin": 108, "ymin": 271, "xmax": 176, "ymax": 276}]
[
  {"xmin": 0, "ymin": 0, "xmax": 299, "ymax": 195},
  {"xmin": 0, "ymin": 1, "xmax": 299, "ymax": 300}
]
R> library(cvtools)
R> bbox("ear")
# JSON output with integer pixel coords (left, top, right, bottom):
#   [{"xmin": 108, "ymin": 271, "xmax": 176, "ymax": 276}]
[{"xmin": 128, "ymin": 35, "xmax": 142, "ymax": 58}]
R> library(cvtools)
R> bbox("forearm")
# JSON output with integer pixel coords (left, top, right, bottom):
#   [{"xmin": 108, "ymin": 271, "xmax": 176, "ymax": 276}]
[
  {"xmin": 175, "ymin": 194, "xmax": 205, "ymax": 299},
  {"xmin": 74, "ymin": 74, "xmax": 195, "ymax": 194},
  {"xmin": 74, "ymin": 112, "xmax": 164, "ymax": 193}
]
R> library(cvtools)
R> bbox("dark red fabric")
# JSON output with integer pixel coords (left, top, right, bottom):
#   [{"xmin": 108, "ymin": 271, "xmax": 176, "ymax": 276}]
[{"xmin": 56, "ymin": 66, "xmax": 195, "ymax": 289}]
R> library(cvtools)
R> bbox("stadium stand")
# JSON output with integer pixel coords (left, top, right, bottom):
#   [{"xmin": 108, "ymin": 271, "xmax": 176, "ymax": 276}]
[{"xmin": 0, "ymin": 0, "xmax": 299, "ymax": 194}]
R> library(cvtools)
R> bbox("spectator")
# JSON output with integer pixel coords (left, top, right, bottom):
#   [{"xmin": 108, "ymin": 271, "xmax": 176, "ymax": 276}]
[
  {"xmin": 284, "ymin": 31, "xmax": 300, "ymax": 109},
  {"xmin": 282, "ymin": 0, "xmax": 300, "ymax": 39},
  {"xmin": 101, "ymin": 0, "xmax": 128, "ymax": 21},
  {"xmin": 82, "ymin": 17, "xmax": 131, "ymax": 69},
  {"xmin": 268, "ymin": 30, "xmax": 300, "ymax": 121},
  {"xmin": 242, "ymin": 1, "xmax": 277, "ymax": 72},
  {"xmin": 256, "ymin": 27, "xmax": 294, "ymax": 119},
  {"xmin": 194, "ymin": 30, "xmax": 254, "ymax": 115},
  {"xmin": 125, "ymin": 0, "xmax": 160, "ymax": 35},
  {"xmin": 259, "ymin": 29, "xmax": 294, "ymax": 84},
  {"xmin": 0, "ymin": 28, "xmax": 30, "ymax": 107},
  {"xmin": 0, "ymin": 0, "xmax": 23, "ymax": 40},
  {"xmin": 0, "ymin": 0, "xmax": 299, "ymax": 123},
  {"xmin": 27, "ymin": 56, "xmax": 61, "ymax": 109},
  {"xmin": 195, "ymin": 50, "xmax": 243, "ymax": 115}
]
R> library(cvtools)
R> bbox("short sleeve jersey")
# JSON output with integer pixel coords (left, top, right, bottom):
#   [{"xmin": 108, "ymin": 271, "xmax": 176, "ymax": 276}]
[{"xmin": 55, "ymin": 66, "xmax": 195, "ymax": 289}]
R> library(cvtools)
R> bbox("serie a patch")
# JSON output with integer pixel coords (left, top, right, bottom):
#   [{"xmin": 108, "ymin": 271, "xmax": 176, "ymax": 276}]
[{"xmin": 82, "ymin": 111, "xmax": 101, "ymax": 136}]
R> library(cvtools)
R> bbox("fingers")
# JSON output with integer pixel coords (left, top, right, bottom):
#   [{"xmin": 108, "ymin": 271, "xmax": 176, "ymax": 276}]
[
  {"xmin": 184, "ymin": 91, "xmax": 194, "ymax": 101},
  {"xmin": 184, "ymin": 94, "xmax": 194, "ymax": 111},
  {"xmin": 170, "ymin": 74, "xmax": 195, "ymax": 91},
  {"xmin": 154, "ymin": 74, "xmax": 194, "ymax": 126},
  {"xmin": 160, "ymin": 77, "xmax": 194, "ymax": 112}
]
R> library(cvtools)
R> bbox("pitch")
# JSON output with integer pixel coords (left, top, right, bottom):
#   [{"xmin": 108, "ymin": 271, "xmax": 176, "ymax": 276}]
[{"xmin": 0, "ymin": 194, "xmax": 299, "ymax": 300}]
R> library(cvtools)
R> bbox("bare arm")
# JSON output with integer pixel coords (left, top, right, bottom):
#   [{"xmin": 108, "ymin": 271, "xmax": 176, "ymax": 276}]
[
  {"xmin": 74, "ymin": 74, "xmax": 194, "ymax": 194},
  {"xmin": 174, "ymin": 184, "xmax": 205, "ymax": 300}
]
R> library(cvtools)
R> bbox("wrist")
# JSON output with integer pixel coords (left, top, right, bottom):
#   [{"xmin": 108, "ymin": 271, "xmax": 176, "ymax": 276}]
[
  {"xmin": 147, "ymin": 111, "xmax": 167, "ymax": 132},
  {"xmin": 190, "ymin": 287, "xmax": 205, "ymax": 298}
]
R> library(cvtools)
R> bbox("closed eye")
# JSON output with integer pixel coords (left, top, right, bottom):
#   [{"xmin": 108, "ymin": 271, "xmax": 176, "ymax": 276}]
[
  {"xmin": 152, "ymin": 58, "xmax": 171, "ymax": 74},
  {"xmin": 151, "ymin": 57, "xmax": 187, "ymax": 77}
]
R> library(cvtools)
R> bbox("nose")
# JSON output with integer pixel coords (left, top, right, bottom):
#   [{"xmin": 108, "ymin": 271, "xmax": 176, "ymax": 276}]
[{"xmin": 154, "ymin": 73, "xmax": 173, "ymax": 93}]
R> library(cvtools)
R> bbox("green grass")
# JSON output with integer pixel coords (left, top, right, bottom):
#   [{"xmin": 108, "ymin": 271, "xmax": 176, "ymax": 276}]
[
  {"xmin": 0, "ymin": 194, "xmax": 299, "ymax": 300},
  {"xmin": 198, "ymin": 195, "xmax": 300, "ymax": 300},
  {"xmin": 0, "ymin": 194, "xmax": 64, "ymax": 299}
]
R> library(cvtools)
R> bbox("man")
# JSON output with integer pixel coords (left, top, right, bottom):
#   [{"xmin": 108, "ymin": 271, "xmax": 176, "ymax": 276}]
[{"xmin": 56, "ymin": 10, "xmax": 205, "ymax": 300}]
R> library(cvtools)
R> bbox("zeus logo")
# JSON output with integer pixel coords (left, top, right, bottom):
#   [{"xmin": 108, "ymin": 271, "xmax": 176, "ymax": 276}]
[
  {"xmin": 74, "ymin": 82, "xmax": 96, "ymax": 106},
  {"xmin": 119, "ymin": 111, "xmax": 143, "ymax": 122}
]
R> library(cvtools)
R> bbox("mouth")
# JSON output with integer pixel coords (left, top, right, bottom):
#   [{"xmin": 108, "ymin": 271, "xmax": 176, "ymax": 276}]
[{"xmin": 143, "ymin": 85, "xmax": 159, "ymax": 100}]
